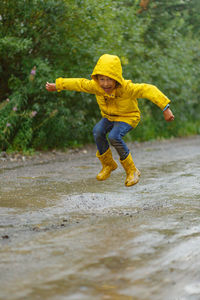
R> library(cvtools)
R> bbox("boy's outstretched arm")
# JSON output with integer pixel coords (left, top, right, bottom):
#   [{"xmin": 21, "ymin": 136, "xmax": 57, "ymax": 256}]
[
  {"xmin": 46, "ymin": 82, "xmax": 56, "ymax": 91},
  {"xmin": 163, "ymin": 107, "xmax": 175, "ymax": 122}
]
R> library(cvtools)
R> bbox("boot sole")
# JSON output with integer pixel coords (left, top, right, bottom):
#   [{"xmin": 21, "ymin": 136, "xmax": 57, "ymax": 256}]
[
  {"xmin": 125, "ymin": 169, "xmax": 140, "ymax": 187},
  {"xmin": 125, "ymin": 178, "xmax": 139, "ymax": 187}
]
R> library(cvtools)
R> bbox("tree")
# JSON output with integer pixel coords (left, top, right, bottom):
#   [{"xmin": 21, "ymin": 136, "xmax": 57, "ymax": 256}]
[{"xmin": 0, "ymin": 0, "xmax": 199, "ymax": 151}]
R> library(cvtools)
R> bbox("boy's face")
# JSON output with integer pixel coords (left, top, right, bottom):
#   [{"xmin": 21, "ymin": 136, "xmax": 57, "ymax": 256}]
[{"xmin": 97, "ymin": 75, "xmax": 116, "ymax": 95}]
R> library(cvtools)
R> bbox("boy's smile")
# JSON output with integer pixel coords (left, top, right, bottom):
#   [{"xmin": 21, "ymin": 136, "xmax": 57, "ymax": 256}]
[{"xmin": 97, "ymin": 75, "xmax": 116, "ymax": 95}]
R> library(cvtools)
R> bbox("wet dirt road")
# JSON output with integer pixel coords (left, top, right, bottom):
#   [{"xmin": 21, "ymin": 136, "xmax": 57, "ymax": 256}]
[{"xmin": 0, "ymin": 136, "xmax": 200, "ymax": 300}]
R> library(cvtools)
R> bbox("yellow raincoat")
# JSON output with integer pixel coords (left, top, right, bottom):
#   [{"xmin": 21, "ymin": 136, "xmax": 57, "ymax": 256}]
[{"xmin": 56, "ymin": 54, "xmax": 170, "ymax": 127}]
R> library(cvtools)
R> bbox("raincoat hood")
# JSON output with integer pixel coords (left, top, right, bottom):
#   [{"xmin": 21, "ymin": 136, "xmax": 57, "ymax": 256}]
[{"xmin": 91, "ymin": 54, "xmax": 124, "ymax": 86}]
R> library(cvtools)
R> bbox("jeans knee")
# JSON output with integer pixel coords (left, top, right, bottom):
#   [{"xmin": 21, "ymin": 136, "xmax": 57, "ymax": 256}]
[{"xmin": 108, "ymin": 132, "xmax": 119, "ymax": 146}]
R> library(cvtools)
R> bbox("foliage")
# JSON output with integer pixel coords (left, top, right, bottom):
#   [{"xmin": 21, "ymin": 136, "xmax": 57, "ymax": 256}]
[{"xmin": 0, "ymin": 0, "xmax": 199, "ymax": 152}]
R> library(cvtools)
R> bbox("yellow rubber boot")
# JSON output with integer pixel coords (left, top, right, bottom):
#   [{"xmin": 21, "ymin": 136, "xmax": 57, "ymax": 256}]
[
  {"xmin": 96, "ymin": 148, "xmax": 118, "ymax": 181},
  {"xmin": 120, "ymin": 153, "xmax": 141, "ymax": 187}
]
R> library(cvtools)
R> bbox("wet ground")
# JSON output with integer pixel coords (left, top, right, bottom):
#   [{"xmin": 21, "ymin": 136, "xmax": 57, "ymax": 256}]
[{"xmin": 0, "ymin": 136, "xmax": 200, "ymax": 300}]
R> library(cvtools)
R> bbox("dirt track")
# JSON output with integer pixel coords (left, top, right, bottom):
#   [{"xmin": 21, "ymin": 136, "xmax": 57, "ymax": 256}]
[{"xmin": 0, "ymin": 135, "xmax": 200, "ymax": 300}]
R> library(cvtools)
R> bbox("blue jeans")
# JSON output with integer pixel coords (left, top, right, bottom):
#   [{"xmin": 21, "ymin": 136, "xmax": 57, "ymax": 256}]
[{"xmin": 93, "ymin": 118, "xmax": 133, "ymax": 160}]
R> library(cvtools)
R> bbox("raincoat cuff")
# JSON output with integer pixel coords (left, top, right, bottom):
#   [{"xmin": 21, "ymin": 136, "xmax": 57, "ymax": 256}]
[
  {"xmin": 56, "ymin": 78, "xmax": 63, "ymax": 92},
  {"xmin": 163, "ymin": 104, "xmax": 170, "ymax": 112}
]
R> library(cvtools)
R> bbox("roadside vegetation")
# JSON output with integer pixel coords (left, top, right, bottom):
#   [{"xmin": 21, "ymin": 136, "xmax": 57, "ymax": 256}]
[{"xmin": 0, "ymin": 0, "xmax": 199, "ymax": 152}]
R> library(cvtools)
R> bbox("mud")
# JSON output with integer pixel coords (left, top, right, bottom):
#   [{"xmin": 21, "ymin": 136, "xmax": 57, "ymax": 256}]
[{"xmin": 0, "ymin": 136, "xmax": 200, "ymax": 300}]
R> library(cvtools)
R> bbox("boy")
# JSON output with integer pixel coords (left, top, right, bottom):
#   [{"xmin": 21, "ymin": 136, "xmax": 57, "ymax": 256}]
[{"xmin": 46, "ymin": 54, "xmax": 174, "ymax": 187}]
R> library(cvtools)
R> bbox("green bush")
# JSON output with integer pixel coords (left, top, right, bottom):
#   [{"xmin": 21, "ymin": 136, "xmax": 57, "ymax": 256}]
[{"xmin": 0, "ymin": 0, "xmax": 199, "ymax": 152}]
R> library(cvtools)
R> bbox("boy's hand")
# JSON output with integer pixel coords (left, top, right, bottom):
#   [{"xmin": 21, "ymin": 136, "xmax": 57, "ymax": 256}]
[
  {"xmin": 46, "ymin": 82, "xmax": 57, "ymax": 92},
  {"xmin": 163, "ymin": 108, "xmax": 175, "ymax": 122}
]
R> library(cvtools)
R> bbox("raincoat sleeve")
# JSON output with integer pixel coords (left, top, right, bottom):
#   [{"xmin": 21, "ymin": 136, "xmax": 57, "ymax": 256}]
[
  {"xmin": 56, "ymin": 78, "xmax": 97, "ymax": 94},
  {"xmin": 130, "ymin": 83, "xmax": 171, "ymax": 110}
]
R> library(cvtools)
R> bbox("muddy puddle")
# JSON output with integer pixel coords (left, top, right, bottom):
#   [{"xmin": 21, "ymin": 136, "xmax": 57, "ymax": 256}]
[{"xmin": 0, "ymin": 136, "xmax": 200, "ymax": 300}]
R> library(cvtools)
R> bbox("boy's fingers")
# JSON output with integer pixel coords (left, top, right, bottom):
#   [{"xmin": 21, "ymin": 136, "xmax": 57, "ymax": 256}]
[{"xmin": 168, "ymin": 116, "xmax": 174, "ymax": 122}]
